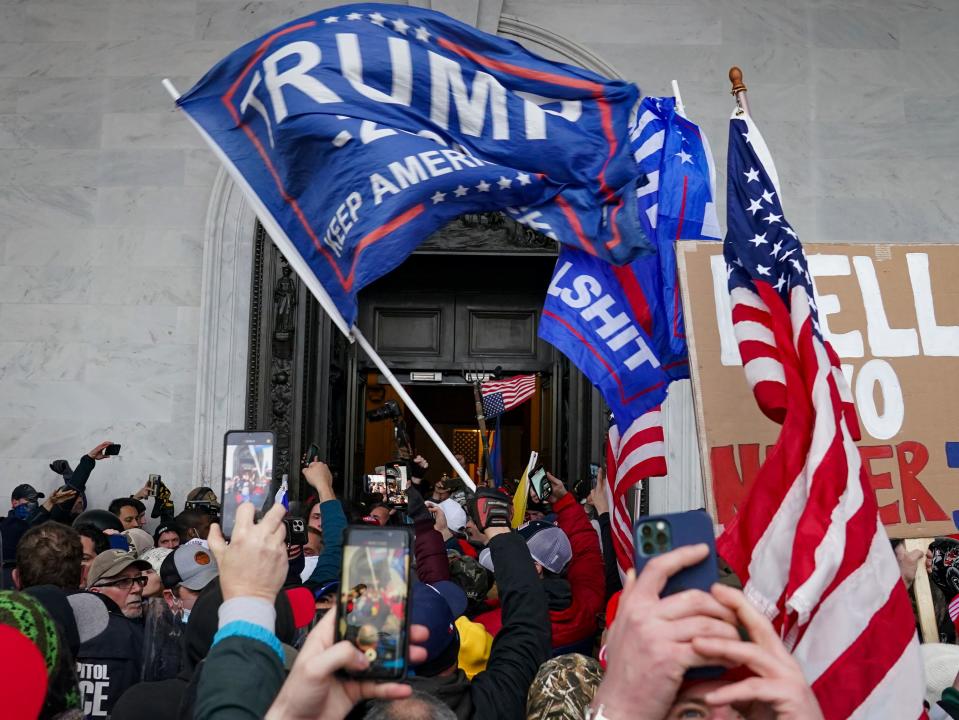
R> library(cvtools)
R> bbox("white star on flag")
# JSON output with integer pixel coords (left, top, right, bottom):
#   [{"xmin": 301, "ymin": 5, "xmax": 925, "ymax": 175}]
[
  {"xmin": 761, "ymin": 189, "xmax": 775, "ymax": 203},
  {"xmin": 746, "ymin": 198, "xmax": 763, "ymax": 215},
  {"xmin": 369, "ymin": 12, "xmax": 386, "ymax": 26},
  {"xmin": 780, "ymin": 248, "xmax": 796, "ymax": 261},
  {"xmin": 431, "ymin": 190, "xmax": 446, "ymax": 204},
  {"xmin": 749, "ymin": 233, "xmax": 768, "ymax": 247},
  {"xmin": 414, "ymin": 26, "xmax": 431, "ymax": 41},
  {"xmin": 784, "ymin": 226, "xmax": 798, "ymax": 238},
  {"xmin": 453, "ymin": 185, "xmax": 469, "ymax": 197},
  {"xmin": 497, "ymin": 176, "xmax": 512, "ymax": 189},
  {"xmin": 775, "ymin": 274, "xmax": 787, "ymax": 291},
  {"xmin": 516, "ymin": 172, "xmax": 531, "ymax": 186},
  {"xmin": 744, "ymin": 167, "xmax": 760, "ymax": 183},
  {"xmin": 771, "ymin": 240, "xmax": 783, "ymax": 257},
  {"xmin": 392, "ymin": 18, "xmax": 409, "ymax": 34},
  {"xmin": 476, "ymin": 179, "xmax": 491, "ymax": 192},
  {"xmin": 347, "ymin": 12, "xmax": 363, "ymax": 20},
  {"xmin": 756, "ymin": 264, "xmax": 771, "ymax": 276},
  {"xmin": 324, "ymin": 16, "xmax": 338, "ymax": 23},
  {"xmin": 742, "ymin": 129, "xmax": 756, "ymax": 145},
  {"xmin": 726, "ymin": 264, "xmax": 734, "ymax": 279},
  {"xmin": 763, "ymin": 212, "xmax": 782, "ymax": 224},
  {"xmin": 675, "ymin": 150, "xmax": 693, "ymax": 164}
]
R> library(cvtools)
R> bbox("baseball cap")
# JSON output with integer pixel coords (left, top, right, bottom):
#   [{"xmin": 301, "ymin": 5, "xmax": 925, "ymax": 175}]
[
  {"xmin": 121, "ymin": 528, "xmax": 154, "ymax": 558},
  {"xmin": 410, "ymin": 581, "xmax": 467, "ymax": 675},
  {"xmin": 86, "ymin": 550, "xmax": 150, "ymax": 588},
  {"xmin": 66, "ymin": 592, "xmax": 111, "ymax": 645},
  {"xmin": 11, "ymin": 484, "xmax": 43, "ymax": 502},
  {"xmin": 185, "ymin": 487, "xmax": 221, "ymax": 514},
  {"xmin": 160, "ymin": 544, "xmax": 218, "ymax": 591},
  {"xmin": 284, "ymin": 587, "xmax": 316, "ymax": 629},
  {"xmin": 140, "ymin": 547, "xmax": 173, "ymax": 575},
  {"xmin": 478, "ymin": 520, "xmax": 572, "ymax": 575},
  {"xmin": 438, "ymin": 498, "xmax": 467, "ymax": 534}
]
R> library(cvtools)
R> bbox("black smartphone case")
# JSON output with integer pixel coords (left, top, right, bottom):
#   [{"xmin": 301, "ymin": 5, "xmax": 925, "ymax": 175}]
[{"xmin": 633, "ymin": 509, "xmax": 719, "ymax": 597}]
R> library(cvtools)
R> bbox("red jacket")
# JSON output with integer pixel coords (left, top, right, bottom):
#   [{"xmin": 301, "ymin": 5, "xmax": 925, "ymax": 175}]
[{"xmin": 475, "ymin": 493, "xmax": 605, "ymax": 648}]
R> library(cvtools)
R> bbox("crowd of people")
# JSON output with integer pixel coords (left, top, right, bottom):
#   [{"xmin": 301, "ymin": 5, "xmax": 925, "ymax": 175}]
[{"xmin": 1, "ymin": 439, "xmax": 958, "ymax": 720}]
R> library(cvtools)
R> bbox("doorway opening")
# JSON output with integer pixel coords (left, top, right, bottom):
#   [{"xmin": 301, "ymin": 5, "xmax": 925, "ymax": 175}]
[{"xmin": 359, "ymin": 376, "xmax": 541, "ymax": 488}]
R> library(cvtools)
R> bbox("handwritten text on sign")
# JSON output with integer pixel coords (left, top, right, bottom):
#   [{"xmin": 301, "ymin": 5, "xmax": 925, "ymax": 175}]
[{"xmin": 679, "ymin": 242, "xmax": 959, "ymax": 539}]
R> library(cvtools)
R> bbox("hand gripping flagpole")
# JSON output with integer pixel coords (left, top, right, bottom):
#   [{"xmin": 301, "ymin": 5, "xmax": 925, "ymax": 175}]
[
  {"xmin": 162, "ymin": 79, "xmax": 475, "ymax": 491},
  {"xmin": 729, "ymin": 66, "xmax": 751, "ymax": 116}
]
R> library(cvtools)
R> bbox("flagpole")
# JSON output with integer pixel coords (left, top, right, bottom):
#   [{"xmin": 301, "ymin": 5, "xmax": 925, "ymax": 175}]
[
  {"xmin": 729, "ymin": 66, "xmax": 751, "ymax": 116},
  {"xmin": 162, "ymin": 79, "xmax": 476, "ymax": 492},
  {"xmin": 472, "ymin": 379, "xmax": 491, "ymax": 486},
  {"xmin": 670, "ymin": 80, "xmax": 686, "ymax": 118}
]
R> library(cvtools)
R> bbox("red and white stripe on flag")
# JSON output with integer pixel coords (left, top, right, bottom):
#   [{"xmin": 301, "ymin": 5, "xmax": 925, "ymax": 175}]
[
  {"xmin": 720, "ymin": 110, "xmax": 923, "ymax": 719},
  {"xmin": 604, "ymin": 407, "xmax": 667, "ymax": 582},
  {"xmin": 480, "ymin": 374, "xmax": 537, "ymax": 413}
]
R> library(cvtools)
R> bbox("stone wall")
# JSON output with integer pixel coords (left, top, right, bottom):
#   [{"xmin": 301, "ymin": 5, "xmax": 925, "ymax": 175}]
[{"xmin": 1, "ymin": 0, "xmax": 956, "ymax": 517}]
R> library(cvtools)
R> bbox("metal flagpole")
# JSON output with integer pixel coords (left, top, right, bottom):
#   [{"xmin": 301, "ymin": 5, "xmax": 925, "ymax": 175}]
[
  {"xmin": 162, "ymin": 79, "xmax": 476, "ymax": 491},
  {"xmin": 729, "ymin": 66, "xmax": 751, "ymax": 116},
  {"xmin": 472, "ymin": 377, "xmax": 491, "ymax": 486}
]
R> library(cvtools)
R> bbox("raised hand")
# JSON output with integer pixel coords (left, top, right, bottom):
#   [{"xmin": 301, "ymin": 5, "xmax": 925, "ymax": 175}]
[
  {"xmin": 691, "ymin": 584, "xmax": 824, "ymax": 719},
  {"xmin": 265, "ymin": 610, "xmax": 429, "ymax": 720},
  {"xmin": 208, "ymin": 502, "xmax": 288, "ymax": 603},
  {"xmin": 88, "ymin": 441, "xmax": 115, "ymax": 461},
  {"xmin": 591, "ymin": 544, "xmax": 740, "ymax": 720}
]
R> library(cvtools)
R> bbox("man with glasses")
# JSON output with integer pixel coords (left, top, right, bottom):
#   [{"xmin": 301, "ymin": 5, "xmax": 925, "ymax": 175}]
[{"xmin": 78, "ymin": 549, "xmax": 150, "ymax": 717}]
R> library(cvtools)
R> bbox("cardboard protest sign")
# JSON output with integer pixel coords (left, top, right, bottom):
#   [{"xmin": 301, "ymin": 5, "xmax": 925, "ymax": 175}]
[{"xmin": 678, "ymin": 241, "xmax": 959, "ymax": 539}]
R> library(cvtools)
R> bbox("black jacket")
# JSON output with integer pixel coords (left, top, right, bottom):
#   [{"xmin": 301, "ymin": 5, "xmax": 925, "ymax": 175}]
[
  {"xmin": 75, "ymin": 595, "xmax": 144, "ymax": 719},
  {"xmin": 408, "ymin": 530, "xmax": 551, "ymax": 720}
]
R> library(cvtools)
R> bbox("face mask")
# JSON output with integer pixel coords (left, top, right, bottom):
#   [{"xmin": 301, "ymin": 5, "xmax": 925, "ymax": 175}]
[
  {"xmin": 12, "ymin": 503, "xmax": 36, "ymax": 520},
  {"xmin": 181, "ymin": 608, "xmax": 191, "ymax": 624}
]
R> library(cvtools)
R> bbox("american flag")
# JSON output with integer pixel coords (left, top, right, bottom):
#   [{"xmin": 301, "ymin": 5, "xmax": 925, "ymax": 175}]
[
  {"xmin": 480, "ymin": 374, "xmax": 536, "ymax": 419},
  {"xmin": 604, "ymin": 407, "xmax": 667, "ymax": 582},
  {"xmin": 718, "ymin": 106, "xmax": 923, "ymax": 718}
]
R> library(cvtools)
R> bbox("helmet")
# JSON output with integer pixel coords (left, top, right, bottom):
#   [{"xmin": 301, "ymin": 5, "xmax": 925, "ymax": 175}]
[{"xmin": 72, "ymin": 508, "xmax": 124, "ymax": 533}]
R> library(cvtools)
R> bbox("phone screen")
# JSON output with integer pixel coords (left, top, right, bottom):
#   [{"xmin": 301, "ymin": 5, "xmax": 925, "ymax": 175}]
[
  {"xmin": 528, "ymin": 467, "xmax": 547, "ymax": 501},
  {"xmin": 384, "ymin": 463, "xmax": 409, "ymax": 505},
  {"xmin": 222, "ymin": 430, "xmax": 275, "ymax": 538},
  {"xmin": 589, "ymin": 463, "xmax": 600, "ymax": 489},
  {"xmin": 337, "ymin": 527, "xmax": 411, "ymax": 678}
]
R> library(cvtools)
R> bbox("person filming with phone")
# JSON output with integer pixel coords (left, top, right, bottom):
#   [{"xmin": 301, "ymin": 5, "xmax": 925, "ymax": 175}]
[
  {"xmin": 591, "ymin": 543, "xmax": 824, "ymax": 720},
  {"xmin": 474, "ymin": 470, "xmax": 605, "ymax": 655}
]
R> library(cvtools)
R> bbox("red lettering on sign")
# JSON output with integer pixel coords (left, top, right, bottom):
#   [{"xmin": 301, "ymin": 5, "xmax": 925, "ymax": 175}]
[
  {"xmin": 710, "ymin": 444, "xmax": 761, "ymax": 524},
  {"xmin": 897, "ymin": 440, "xmax": 947, "ymax": 524},
  {"xmin": 859, "ymin": 445, "xmax": 900, "ymax": 525}
]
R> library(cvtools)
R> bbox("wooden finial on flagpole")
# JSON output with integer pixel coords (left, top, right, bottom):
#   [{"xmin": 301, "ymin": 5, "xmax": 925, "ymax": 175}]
[{"xmin": 729, "ymin": 66, "xmax": 750, "ymax": 115}]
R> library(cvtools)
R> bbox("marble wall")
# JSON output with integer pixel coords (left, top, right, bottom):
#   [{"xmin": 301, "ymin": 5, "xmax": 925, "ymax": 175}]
[{"xmin": 1, "ymin": 0, "xmax": 956, "ymax": 518}]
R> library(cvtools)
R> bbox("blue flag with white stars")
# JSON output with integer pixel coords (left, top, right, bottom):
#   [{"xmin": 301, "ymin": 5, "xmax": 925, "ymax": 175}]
[
  {"xmin": 176, "ymin": 3, "xmax": 651, "ymax": 331},
  {"xmin": 629, "ymin": 96, "xmax": 720, "ymax": 360},
  {"xmin": 724, "ymin": 109, "xmax": 820, "ymax": 336}
]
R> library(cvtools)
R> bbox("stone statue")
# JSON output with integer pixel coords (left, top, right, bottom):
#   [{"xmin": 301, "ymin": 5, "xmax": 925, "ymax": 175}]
[{"xmin": 273, "ymin": 265, "xmax": 296, "ymax": 343}]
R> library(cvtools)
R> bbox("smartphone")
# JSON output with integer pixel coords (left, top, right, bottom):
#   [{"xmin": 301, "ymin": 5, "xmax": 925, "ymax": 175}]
[
  {"xmin": 633, "ymin": 510, "xmax": 718, "ymax": 597},
  {"xmin": 527, "ymin": 466, "xmax": 549, "ymax": 502},
  {"xmin": 104, "ymin": 443, "xmax": 121, "ymax": 456},
  {"xmin": 148, "ymin": 474, "xmax": 161, "ymax": 496},
  {"xmin": 221, "ymin": 430, "xmax": 275, "ymax": 539},
  {"xmin": 284, "ymin": 517, "xmax": 308, "ymax": 546},
  {"xmin": 336, "ymin": 526, "xmax": 412, "ymax": 679},
  {"xmin": 589, "ymin": 463, "xmax": 600, "ymax": 490},
  {"xmin": 384, "ymin": 462, "xmax": 409, "ymax": 506},
  {"xmin": 633, "ymin": 510, "xmax": 721, "ymax": 679},
  {"xmin": 304, "ymin": 442, "xmax": 320, "ymax": 466}
]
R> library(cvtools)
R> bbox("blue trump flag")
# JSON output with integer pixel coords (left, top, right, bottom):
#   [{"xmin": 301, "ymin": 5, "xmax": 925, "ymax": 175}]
[
  {"xmin": 539, "ymin": 246, "xmax": 681, "ymax": 433},
  {"xmin": 175, "ymin": 3, "xmax": 650, "ymax": 331},
  {"xmin": 630, "ymin": 97, "xmax": 720, "ymax": 358}
]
